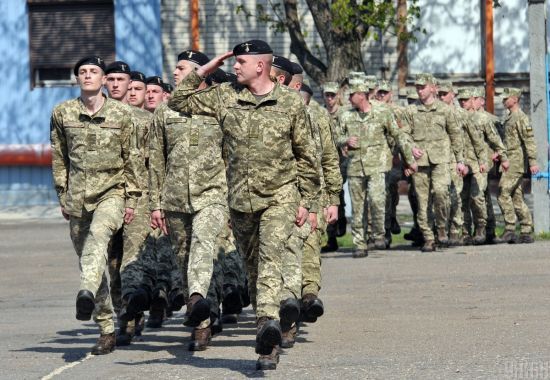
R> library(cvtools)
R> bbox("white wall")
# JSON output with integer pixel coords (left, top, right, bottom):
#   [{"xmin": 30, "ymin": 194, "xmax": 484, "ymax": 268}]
[{"xmin": 494, "ymin": 0, "xmax": 529, "ymax": 73}]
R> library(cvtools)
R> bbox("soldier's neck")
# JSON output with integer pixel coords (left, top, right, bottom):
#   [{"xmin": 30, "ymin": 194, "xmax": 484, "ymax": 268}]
[
  {"xmin": 421, "ymin": 96, "xmax": 436, "ymax": 107},
  {"xmin": 356, "ymin": 99, "xmax": 372, "ymax": 113},
  {"xmin": 247, "ymin": 77, "xmax": 275, "ymax": 96},
  {"xmin": 508, "ymin": 104, "xmax": 520, "ymax": 113},
  {"xmin": 81, "ymin": 91, "xmax": 106, "ymax": 115},
  {"xmin": 327, "ymin": 104, "xmax": 338, "ymax": 114}
]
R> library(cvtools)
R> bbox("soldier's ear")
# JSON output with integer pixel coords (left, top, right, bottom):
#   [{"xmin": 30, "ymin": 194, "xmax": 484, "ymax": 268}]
[{"xmin": 101, "ymin": 75, "xmax": 107, "ymax": 87}]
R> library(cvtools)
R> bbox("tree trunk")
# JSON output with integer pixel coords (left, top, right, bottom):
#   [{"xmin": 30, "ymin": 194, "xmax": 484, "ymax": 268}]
[{"xmin": 325, "ymin": 39, "xmax": 364, "ymax": 83}]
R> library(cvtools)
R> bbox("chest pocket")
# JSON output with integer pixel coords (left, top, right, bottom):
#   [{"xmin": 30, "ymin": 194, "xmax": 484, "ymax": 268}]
[
  {"xmin": 98, "ymin": 123, "xmax": 122, "ymax": 149},
  {"xmin": 365, "ymin": 120, "xmax": 385, "ymax": 147},
  {"xmin": 430, "ymin": 112, "xmax": 447, "ymax": 140},
  {"xmin": 165, "ymin": 117, "xmax": 189, "ymax": 150},
  {"xmin": 224, "ymin": 105, "xmax": 252, "ymax": 142},
  {"xmin": 64, "ymin": 123, "xmax": 86, "ymax": 152}
]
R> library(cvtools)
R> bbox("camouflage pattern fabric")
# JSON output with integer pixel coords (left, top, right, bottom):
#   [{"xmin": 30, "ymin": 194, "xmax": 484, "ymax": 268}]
[
  {"xmin": 281, "ymin": 221, "xmax": 311, "ymax": 300},
  {"xmin": 301, "ymin": 212, "xmax": 325, "ymax": 296}
]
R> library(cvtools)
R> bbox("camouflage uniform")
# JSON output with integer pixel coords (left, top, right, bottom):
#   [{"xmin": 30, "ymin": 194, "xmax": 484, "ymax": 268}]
[
  {"xmin": 402, "ymin": 83, "xmax": 464, "ymax": 244},
  {"xmin": 149, "ymin": 102, "xmax": 228, "ymax": 309},
  {"xmin": 51, "ymin": 96, "xmax": 141, "ymax": 334},
  {"xmin": 498, "ymin": 104, "xmax": 537, "ymax": 234},
  {"xmin": 337, "ymin": 96, "xmax": 413, "ymax": 249},
  {"xmin": 168, "ymin": 71, "xmax": 320, "ymax": 320}
]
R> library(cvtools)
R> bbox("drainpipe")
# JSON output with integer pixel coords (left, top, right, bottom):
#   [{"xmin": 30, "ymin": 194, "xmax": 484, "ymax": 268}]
[
  {"xmin": 190, "ymin": 0, "xmax": 200, "ymax": 50},
  {"xmin": 0, "ymin": 144, "xmax": 52, "ymax": 166},
  {"xmin": 484, "ymin": 0, "xmax": 494, "ymax": 113}
]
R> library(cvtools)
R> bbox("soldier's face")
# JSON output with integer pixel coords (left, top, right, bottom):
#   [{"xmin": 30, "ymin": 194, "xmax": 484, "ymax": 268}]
[
  {"xmin": 163, "ymin": 91, "xmax": 171, "ymax": 102},
  {"xmin": 105, "ymin": 73, "xmax": 130, "ymax": 100},
  {"xmin": 376, "ymin": 91, "xmax": 391, "ymax": 103},
  {"xmin": 145, "ymin": 84, "xmax": 164, "ymax": 111},
  {"xmin": 173, "ymin": 60, "xmax": 198, "ymax": 85},
  {"xmin": 77, "ymin": 65, "xmax": 105, "ymax": 93},
  {"xmin": 127, "ymin": 81, "xmax": 146, "ymax": 108},
  {"xmin": 416, "ymin": 84, "xmax": 434, "ymax": 103},
  {"xmin": 503, "ymin": 96, "xmax": 517, "ymax": 109},
  {"xmin": 459, "ymin": 98, "xmax": 473, "ymax": 110},
  {"xmin": 234, "ymin": 55, "xmax": 265, "ymax": 85},
  {"xmin": 349, "ymin": 91, "xmax": 366, "ymax": 108},
  {"xmin": 323, "ymin": 92, "xmax": 337, "ymax": 107},
  {"xmin": 474, "ymin": 97, "xmax": 485, "ymax": 110},
  {"xmin": 438, "ymin": 91, "xmax": 454, "ymax": 105}
]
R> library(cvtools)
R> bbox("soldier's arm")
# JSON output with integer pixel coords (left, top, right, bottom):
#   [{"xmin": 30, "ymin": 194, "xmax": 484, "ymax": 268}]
[
  {"xmin": 49, "ymin": 108, "xmax": 69, "ymax": 208},
  {"xmin": 483, "ymin": 121, "xmax": 508, "ymax": 161},
  {"xmin": 148, "ymin": 109, "xmax": 166, "ymax": 212},
  {"xmin": 445, "ymin": 107, "xmax": 464, "ymax": 163},
  {"xmin": 168, "ymin": 71, "xmax": 222, "ymax": 120},
  {"xmin": 335, "ymin": 114, "xmax": 349, "ymax": 149},
  {"xmin": 386, "ymin": 111, "xmax": 414, "ymax": 166},
  {"xmin": 121, "ymin": 116, "xmax": 142, "ymax": 210},
  {"xmin": 519, "ymin": 116, "xmax": 538, "ymax": 167},
  {"xmin": 464, "ymin": 118, "xmax": 488, "ymax": 167},
  {"xmin": 293, "ymin": 106, "xmax": 321, "ymax": 212},
  {"xmin": 318, "ymin": 112, "xmax": 343, "ymax": 206}
]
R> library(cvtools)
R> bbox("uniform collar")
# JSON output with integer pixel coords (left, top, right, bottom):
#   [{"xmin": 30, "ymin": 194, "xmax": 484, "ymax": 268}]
[
  {"xmin": 236, "ymin": 81, "xmax": 281, "ymax": 107},
  {"xmin": 77, "ymin": 93, "xmax": 110, "ymax": 121}
]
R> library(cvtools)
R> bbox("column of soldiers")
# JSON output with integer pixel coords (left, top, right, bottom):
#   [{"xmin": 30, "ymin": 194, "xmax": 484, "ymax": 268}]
[{"xmin": 50, "ymin": 39, "xmax": 539, "ymax": 371}]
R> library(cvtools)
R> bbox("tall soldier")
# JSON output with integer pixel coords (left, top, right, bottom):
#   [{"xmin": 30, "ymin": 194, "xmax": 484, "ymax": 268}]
[
  {"xmin": 402, "ymin": 74, "xmax": 467, "ymax": 252},
  {"xmin": 496, "ymin": 88, "xmax": 539, "ymax": 243},
  {"xmin": 149, "ymin": 50, "xmax": 229, "ymax": 351},
  {"xmin": 50, "ymin": 56, "xmax": 141, "ymax": 354},
  {"xmin": 168, "ymin": 40, "xmax": 320, "ymax": 370},
  {"xmin": 337, "ymin": 78, "xmax": 415, "ymax": 257}
]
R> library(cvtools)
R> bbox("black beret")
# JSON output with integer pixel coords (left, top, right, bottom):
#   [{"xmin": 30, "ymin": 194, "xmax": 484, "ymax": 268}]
[
  {"xmin": 145, "ymin": 76, "xmax": 164, "ymax": 87},
  {"xmin": 105, "ymin": 61, "xmax": 131, "ymax": 75},
  {"xmin": 232, "ymin": 39, "xmax": 273, "ymax": 56},
  {"xmin": 271, "ymin": 55, "xmax": 293, "ymax": 74},
  {"xmin": 205, "ymin": 68, "xmax": 228, "ymax": 86},
  {"xmin": 162, "ymin": 83, "xmax": 174, "ymax": 93},
  {"xmin": 73, "ymin": 56, "xmax": 105, "ymax": 76},
  {"xmin": 290, "ymin": 62, "xmax": 303, "ymax": 75},
  {"xmin": 300, "ymin": 83, "xmax": 313, "ymax": 95},
  {"xmin": 129, "ymin": 71, "xmax": 146, "ymax": 83},
  {"xmin": 177, "ymin": 50, "xmax": 210, "ymax": 66}
]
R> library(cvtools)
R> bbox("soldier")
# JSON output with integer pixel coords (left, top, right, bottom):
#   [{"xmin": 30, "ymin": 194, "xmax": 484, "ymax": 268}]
[
  {"xmin": 162, "ymin": 82, "xmax": 173, "ymax": 102},
  {"xmin": 337, "ymin": 77, "xmax": 415, "ymax": 257},
  {"xmin": 145, "ymin": 76, "xmax": 165, "ymax": 112},
  {"xmin": 149, "ymin": 50, "xmax": 229, "ymax": 350},
  {"xmin": 167, "ymin": 40, "xmax": 320, "ymax": 370},
  {"xmin": 321, "ymin": 81, "xmax": 348, "ymax": 252},
  {"xmin": 50, "ymin": 56, "xmax": 141, "ymax": 354},
  {"xmin": 402, "ymin": 74, "xmax": 467, "ymax": 252},
  {"xmin": 496, "ymin": 88, "xmax": 539, "ymax": 243},
  {"xmin": 127, "ymin": 71, "xmax": 147, "ymax": 109}
]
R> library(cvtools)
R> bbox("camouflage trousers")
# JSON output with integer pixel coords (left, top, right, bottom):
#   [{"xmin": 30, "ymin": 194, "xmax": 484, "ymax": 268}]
[
  {"xmin": 165, "ymin": 204, "xmax": 228, "ymax": 300},
  {"xmin": 412, "ymin": 163, "xmax": 451, "ymax": 241},
  {"xmin": 144, "ymin": 227, "xmax": 180, "ymax": 293},
  {"xmin": 69, "ymin": 196, "xmax": 125, "ymax": 334},
  {"xmin": 301, "ymin": 211, "xmax": 326, "ymax": 296},
  {"xmin": 497, "ymin": 171, "xmax": 533, "ymax": 234},
  {"xmin": 385, "ymin": 163, "xmax": 402, "ymax": 231},
  {"xmin": 349, "ymin": 173, "xmax": 387, "ymax": 249},
  {"xmin": 461, "ymin": 171, "xmax": 488, "ymax": 234},
  {"xmin": 198, "ymin": 250, "xmax": 224, "ymax": 329},
  {"xmin": 449, "ymin": 165, "xmax": 464, "ymax": 235},
  {"xmin": 230, "ymin": 203, "xmax": 297, "ymax": 320},
  {"xmin": 281, "ymin": 220, "xmax": 311, "ymax": 300},
  {"xmin": 485, "ymin": 185, "xmax": 496, "ymax": 235}
]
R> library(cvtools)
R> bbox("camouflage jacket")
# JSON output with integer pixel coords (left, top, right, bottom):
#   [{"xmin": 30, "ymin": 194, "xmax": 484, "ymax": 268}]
[
  {"xmin": 453, "ymin": 107, "xmax": 487, "ymax": 173},
  {"xmin": 168, "ymin": 71, "xmax": 320, "ymax": 213},
  {"xmin": 501, "ymin": 108, "xmax": 538, "ymax": 173},
  {"xmin": 471, "ymin": 109, "xmax": 507, "ymax": 170},
  {"xmin": 50, "ymin": 96, "xmax": 141, "ymax": 217},
  {"xmin": 130, "ymin": 106, "xmax": 152, "ymax": 193},
  {"xmin": 307, "ymin": 100, "xmax": 342, "ymax": 207},
  {"xmin": 148, "ymin": 102, "xmax": 227, "ymax": 213},
  {"xmin": 402, "ymin": 100, "xmax": 464, "ymax": 166},
  {"xmin": 336, "ymin": 103, "xmax": 414, "ymax": 177}
]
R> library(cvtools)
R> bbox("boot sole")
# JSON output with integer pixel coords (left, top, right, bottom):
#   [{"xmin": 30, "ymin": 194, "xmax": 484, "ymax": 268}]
[
  {"xmin": 184, "ymin": 298, "xmax": 211, "ymax": 327},
  {"xmin": 76, "ymin": 295, "xmax": 95, "ymax": 321},
  {"xmin": 306, "ymin": 300, "xmax": 324, "ymax": 318},
  {"xmin": 279, "ymin": 300, "xmax": 300, "ymax": 325},
  {"xmin": 256, "ymin": 322, "xmax": 282, "ymax": 354}
]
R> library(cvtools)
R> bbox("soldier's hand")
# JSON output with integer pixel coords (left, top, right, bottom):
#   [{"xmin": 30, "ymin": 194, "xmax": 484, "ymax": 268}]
[
  {"xmin": 346, "ymin": 136, "xmax": 359, "ymax": 149},
  {"xmin": 412, "ymin": 147, "xmax": 424, "ymax": 159},
  {"xmin": 308, "ymin": 212, "xmax": 318, "ymax": 231},
  {"xmin": 479, "ymin": 163, "xmax": 487, "ymax": 173},
  {"xmin": 501, "ymin": 160, "xmax": 510, "ymax": 172},
  {"xmin": 295, "ymin": 206, "xmax": 309, "ymax": 227},
  {"xmin": 325, "ymin": 205, "xmax": 338, "ymax": 224},
  {"xmin": 404, "ymin": 162, "xmax": 418, "ymax": 177},
  {"xmin": 151, "ymin": 210, "xmax": 169, "ymax": 235},
  {"xmin": 197, "ymin": 51, "xmax": 234, "ymax": 77},
  {"xmin": 491, "ymin": 152, "xmax": 499, "ymax": 162},
  {"xmin": 457, "ymin": 162, "xmax": 468, "ymax": 176},
  {"xmin": 60, "ymin": 207, "xmax": 69, "ymax": 221},
  {"xmin": 530, "ymin": 165, "xmax": 540, "ymax": 175},
  {"xmin": 341, "ymin": 146, "xmax": 349, "ymax": 157},
  {"xmin": 124, "ymin": 207, "xmax": 135, "ymax": 224}
]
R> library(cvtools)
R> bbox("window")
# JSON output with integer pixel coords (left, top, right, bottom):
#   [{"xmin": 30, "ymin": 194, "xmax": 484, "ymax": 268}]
[{"xmin": 27, "ymin": 0, "xmax": 115, "ymax": 88}]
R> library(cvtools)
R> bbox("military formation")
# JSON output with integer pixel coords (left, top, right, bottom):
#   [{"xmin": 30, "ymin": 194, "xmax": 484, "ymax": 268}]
[{"xmin": 50, "ymin": 38, "xmax": 539, "ymax": 371}]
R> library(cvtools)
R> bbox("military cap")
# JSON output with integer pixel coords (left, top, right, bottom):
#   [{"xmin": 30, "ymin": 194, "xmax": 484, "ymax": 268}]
[
  {"xmin": 364, "ymin": 75, "xmax": 379, "ymax": 90},
  {"xmin": 290, "ymin": 62, "xmax": 303, "ymax": 75},
  {"xmin": 73, "ymin": 56, "xmax": 105, "ymax": 76},
  {"xmin": 130, "ymin": 71, "xmax": 146, "ymax": 83},
  {"xmin": 348, "ymin": 71, "xmax": 367, "ymax": 82},
  {"xmin": 145, "ymin": 76, "xmax": 164, "ymax": 87},
  {"xmin": 414, "ymin": 73, "xmax": 436, "ymax": 85},
  {"xmin": 232, "ymin": 39, "xmax": 273, "ymax": 56},
  {"xmin": 406, "ymin": 88, "xmax": 419, "ymax": 100},
  {"xmin": 472, "ymin": 87, "xmax": 486, "ymax": 98},
  {"xmin": 378, "ymin": 80, "xmax": 392, "ymax": 92},
  {"xmin": 205, "ymin": 68, "xmax": 229, "ymax": 85},
  {"xmin": 272, "ymin": 55, "xmax": 293, "ymax": 74},
  {"xmin": 348, "ymin": 78, "xmax": 368, "ymax": 94},
  {"xmin": 177, "ymin": 50, "xmax": 210, "ymax": 66},
  {"xmin": 300, "ymin": 83, "xmax": 313, "ymax": 95},
  {"xmin": 322, "ymin": 81, "xmax": 339, "ymax": 94},
  {"xmin": 456, "ymin": 87, "xmax": 474, "ymax": 100},
  {"xmin": 502, "ymin": 87, "xmax": 522, "ymax": 98},
  {"xmin": 105, "ymin": 61, "xmax": 131, "ymax": 75},
  {"xmin": 162, "ymin": 83, "xmax": 174, "ymax": 93},
  {"xmin": 437, "ymin": 80, "xmax": 454, "ymax": 93}
]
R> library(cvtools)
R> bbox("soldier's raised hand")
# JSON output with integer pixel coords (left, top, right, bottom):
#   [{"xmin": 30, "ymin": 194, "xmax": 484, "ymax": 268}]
[{"xmin": 197, "ymin": 51, "xmax": 234, "ymax": 78}]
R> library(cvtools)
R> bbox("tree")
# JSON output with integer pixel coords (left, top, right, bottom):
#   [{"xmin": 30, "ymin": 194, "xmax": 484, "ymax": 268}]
[{"xmin": 236, "ymin": 0, "xmax": 424, "ymax": 85}]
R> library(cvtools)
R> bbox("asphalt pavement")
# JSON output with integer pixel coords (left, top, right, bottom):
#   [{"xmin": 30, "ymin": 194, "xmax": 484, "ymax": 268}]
[{"xmin": 1, "ymin": 218, "xmax": 549, "ymax": 379}]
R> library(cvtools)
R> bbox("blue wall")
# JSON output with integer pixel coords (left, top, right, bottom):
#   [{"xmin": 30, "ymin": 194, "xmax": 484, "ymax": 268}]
[{"xmin": 0, "ymin": 0, "xmax": 162, "ymax": 206}]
